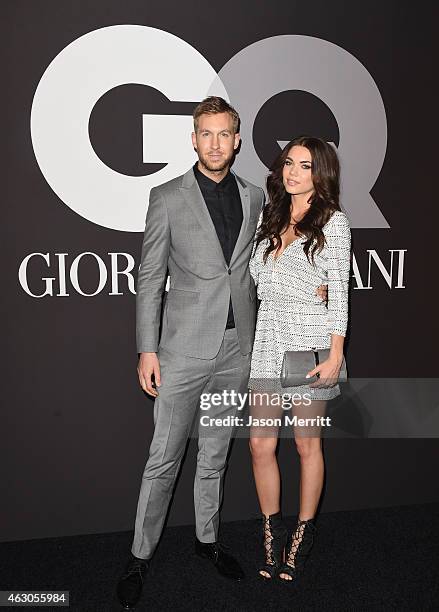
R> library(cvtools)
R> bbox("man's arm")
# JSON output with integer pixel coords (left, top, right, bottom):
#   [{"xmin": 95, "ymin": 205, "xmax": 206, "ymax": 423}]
[{"xmin": 136, "ymin": 187, "xmax": 170, "ymax": 396}]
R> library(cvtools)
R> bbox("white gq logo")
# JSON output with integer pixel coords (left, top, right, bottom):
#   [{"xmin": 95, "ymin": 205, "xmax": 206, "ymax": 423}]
[
  {"xmin": 31, "ymin": 26, "xmax": 227, "ymax": 232},
  {"xmin": 31, "ymin": 25, "xmax": 389, "ymax": 232}
]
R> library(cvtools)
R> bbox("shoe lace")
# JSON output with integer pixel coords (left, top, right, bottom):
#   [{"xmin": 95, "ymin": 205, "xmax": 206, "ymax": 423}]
[
  {"xmin": 200, "ymin": 541, "xmax": 231, "ymax": 563},
  {"xmin": 212, "ymin": 541, "xmax": 232, "ymax": 557},
  {"xmin": 285, "ymin": 519, "xmax": 314, "ymax": 569},
  {"xmin": 216, "ymin": 542, "xmax": 231, "ymax": 553},
  {"xmin": 262, "ymin": 516, "xmax": 275, "ymax": 566},
  {"xmin": 122, "ymin": 558, "xmax": 148, "ymax": 579}
]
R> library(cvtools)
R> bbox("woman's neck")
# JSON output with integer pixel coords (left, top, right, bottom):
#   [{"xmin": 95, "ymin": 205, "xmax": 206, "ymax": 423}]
[{"xmin": 290, "ymin": 193, "xmax": 312, "ymax": 220}]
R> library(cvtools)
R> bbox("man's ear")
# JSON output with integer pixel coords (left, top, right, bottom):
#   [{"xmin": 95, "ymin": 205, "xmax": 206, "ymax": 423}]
[
  {"xmin": 191, "ymin": 131, "xmax": 197, "ymax": 149},
  {"xmin": 234, "ymin": 133, "xmax": 241, "ymax": 149}
]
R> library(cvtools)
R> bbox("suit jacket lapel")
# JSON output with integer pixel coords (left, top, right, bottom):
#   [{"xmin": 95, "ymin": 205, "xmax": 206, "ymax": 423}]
[
  {"xmin": 180, "ymin": 168, "xmax": 227, "ymax": 266},
  {"xmin": 229, "ymin": 172, "xmax": 250, "ymax": 267},
  {"xmin": 179, "ymin": 167, "xmax": 251, "ymax": 269}
]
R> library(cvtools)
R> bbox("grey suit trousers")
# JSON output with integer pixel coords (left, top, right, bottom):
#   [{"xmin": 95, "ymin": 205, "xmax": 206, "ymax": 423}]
[{"xmin": 131, "ymin": 327, "xmax": 251, "ymax": 560}]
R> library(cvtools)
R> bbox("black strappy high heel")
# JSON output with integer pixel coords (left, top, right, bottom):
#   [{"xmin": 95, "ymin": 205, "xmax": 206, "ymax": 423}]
[
  {"xmin": 278, "ymin": 517, "xmax": 316, "ymax": 583},
  {"xmin": 258, "ymin": 511, "xmax": 288, "ymax": 580}
]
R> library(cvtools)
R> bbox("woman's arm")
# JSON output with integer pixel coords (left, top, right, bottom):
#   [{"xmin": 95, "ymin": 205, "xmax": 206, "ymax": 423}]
[
  {"xmin": 307, "ymin": 211, "xmax": 351, "ymax": 385},
  {"xmin": 326, "ymin": 211, "xmax": 351, "ymax": 339}
]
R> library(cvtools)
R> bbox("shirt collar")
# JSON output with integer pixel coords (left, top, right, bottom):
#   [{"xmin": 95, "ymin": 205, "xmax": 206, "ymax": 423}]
[{"xmin": 193, "ymin": 163, "xmax": 233, "ymax": 192}]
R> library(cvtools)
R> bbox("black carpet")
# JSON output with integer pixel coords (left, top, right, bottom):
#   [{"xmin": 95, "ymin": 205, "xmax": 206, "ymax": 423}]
[{"xmin": 1, "ymin": 503, "xmax": 438, "ymax": 611}]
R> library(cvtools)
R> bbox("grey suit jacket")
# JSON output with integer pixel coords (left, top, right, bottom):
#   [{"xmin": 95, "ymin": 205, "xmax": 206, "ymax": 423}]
[{"xmin": 136, "ymin": 166, "xmax": 265, "ymax": 359}]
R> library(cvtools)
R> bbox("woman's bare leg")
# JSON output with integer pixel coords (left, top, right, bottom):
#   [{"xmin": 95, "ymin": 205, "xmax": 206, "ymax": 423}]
[
  {"xmin": 249, "ymin": 435, "xmax": 280, "ymax": 515},
  {"xmin": 279, "ymin": 399, "xmax": 326, "ymax": 580},
  {"xmin": 249, "ymin": 391, "xmax": 283, "ymax": 577}
]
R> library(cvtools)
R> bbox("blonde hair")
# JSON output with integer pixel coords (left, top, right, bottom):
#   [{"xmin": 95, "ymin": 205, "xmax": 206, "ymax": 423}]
[{"xmin": 193, "ymin": 96, "xmax": 240, "ymax": 133}]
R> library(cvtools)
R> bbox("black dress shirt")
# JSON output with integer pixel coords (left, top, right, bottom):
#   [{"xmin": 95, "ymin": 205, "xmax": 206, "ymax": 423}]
[{"xmin": 194, "ymin": 163, "xmax": 243, "ymax": 329}]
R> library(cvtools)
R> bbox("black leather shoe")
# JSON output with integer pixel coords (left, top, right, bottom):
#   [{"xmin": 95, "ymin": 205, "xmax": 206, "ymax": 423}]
[
  {"xmin": 116, "ymin": 554, "xmax": 150, "ymax": 609},
  {"xmin": 195, "ymin": 538, "xmax": 245, "ymax": 581}
]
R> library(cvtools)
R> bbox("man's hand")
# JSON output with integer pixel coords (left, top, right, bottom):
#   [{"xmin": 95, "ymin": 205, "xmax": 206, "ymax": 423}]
[
  {"xmin": 316, "ymin": 284, "xmax": 328, "ymax": 304},
  {"xmin": 137, "ymin": 352, "xmax": 161, "ymax": 397}
]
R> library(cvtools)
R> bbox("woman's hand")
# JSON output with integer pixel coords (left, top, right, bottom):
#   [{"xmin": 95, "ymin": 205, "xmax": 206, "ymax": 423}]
[
  {"xmin": 315, "ymin": 284, "xmax": 328, "ymax": 304},
  {"xmin": 306, "ymin": 356, "xmax": 343, "ymax": 388}
]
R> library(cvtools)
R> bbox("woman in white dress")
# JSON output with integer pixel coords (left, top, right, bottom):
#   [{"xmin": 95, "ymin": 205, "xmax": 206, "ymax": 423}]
[{"xmin": 248, "ymin": 136, "xmax": 351, "ymax": 582}]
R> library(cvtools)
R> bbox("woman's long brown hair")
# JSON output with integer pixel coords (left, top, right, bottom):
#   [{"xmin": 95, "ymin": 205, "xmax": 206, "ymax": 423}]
[{"xmin": 254, "ymin": 136, "xmax": 341, "ymax": 264}]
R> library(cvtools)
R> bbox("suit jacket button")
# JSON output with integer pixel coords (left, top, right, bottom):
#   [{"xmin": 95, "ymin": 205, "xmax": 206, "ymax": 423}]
[{"xmin": 227, "ymin": 269, "xmax": 231, "ymax": 275}]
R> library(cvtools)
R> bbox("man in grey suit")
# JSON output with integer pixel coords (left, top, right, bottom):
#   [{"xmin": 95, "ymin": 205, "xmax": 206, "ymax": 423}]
[{"xmin": 117, "ymin": 97, "xmax": 264, "ymax": 609}]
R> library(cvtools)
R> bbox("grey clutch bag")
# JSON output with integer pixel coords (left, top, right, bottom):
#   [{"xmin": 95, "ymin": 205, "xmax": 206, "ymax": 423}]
[{"xmin": 280, "ymin": 349, "xmax": 348, "ymax": 387}]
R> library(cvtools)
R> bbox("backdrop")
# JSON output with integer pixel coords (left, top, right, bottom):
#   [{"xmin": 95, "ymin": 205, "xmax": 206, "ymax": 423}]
[{"xmin": 3, "ymin": 0, "xmax": 439, "ymax": 543}]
